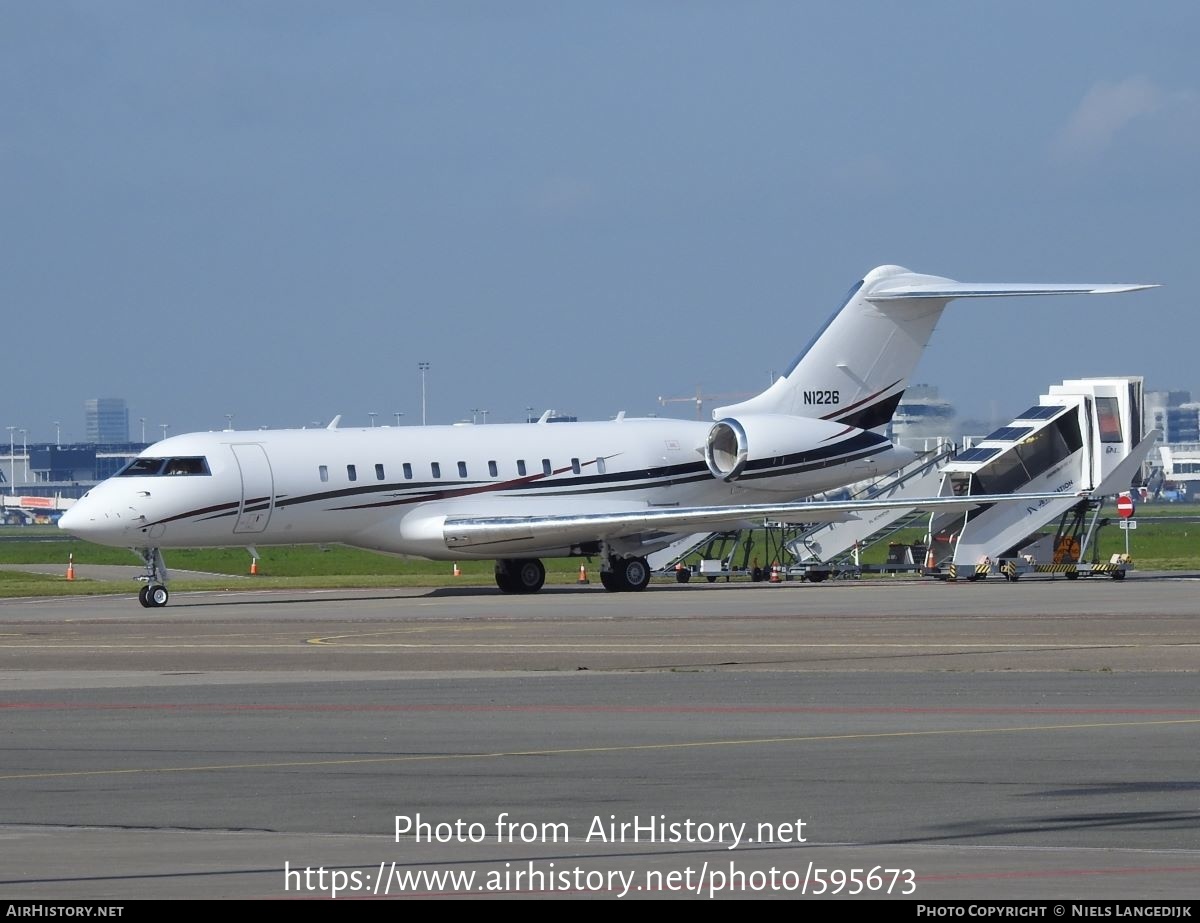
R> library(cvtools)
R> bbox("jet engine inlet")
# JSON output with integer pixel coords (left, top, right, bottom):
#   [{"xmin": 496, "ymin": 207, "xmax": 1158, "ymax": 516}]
[{"xmin": 705, "ymin": 419, "xmax": 748, "ymax": 481}]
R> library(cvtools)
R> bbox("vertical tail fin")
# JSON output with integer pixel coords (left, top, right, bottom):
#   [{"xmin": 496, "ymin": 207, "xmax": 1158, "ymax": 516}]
[{"xmin": 713, "ymin": 265, "xmax": 1156, "ymax": 428}]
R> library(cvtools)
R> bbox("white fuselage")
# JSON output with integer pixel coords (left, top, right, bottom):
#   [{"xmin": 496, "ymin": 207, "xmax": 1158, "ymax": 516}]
[{"xmin": 59, "ymin": 416, "xmax": 908, "ymax": 560}]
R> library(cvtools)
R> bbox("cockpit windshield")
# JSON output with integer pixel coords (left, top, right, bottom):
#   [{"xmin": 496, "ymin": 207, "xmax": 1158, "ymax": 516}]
[{"xmin": 116, "ymin": 457, "xmax": 211, "ymax": 477}]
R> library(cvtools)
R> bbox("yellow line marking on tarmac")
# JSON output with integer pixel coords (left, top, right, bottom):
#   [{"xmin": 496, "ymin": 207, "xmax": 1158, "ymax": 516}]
[
  {"xmin": 3, "ymin": 718, "xmax": 1198, "ymax": 782},
  {"xmin": 0, "ymin": 641, "xmax": 1189, "ymax": 652},
  {"xmin": 304, "ymin": 639, "xmax": 1186, "ymax": 650}
]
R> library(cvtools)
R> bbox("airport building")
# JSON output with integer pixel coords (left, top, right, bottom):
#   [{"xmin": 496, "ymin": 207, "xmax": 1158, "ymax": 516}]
[
  {"xmin": 1144, "ymin": 390, "xmax": 1200, "ymax": 444},
  {"xmin": 85, "ymin": 398, "xmax": 130, "ymax": 444}
]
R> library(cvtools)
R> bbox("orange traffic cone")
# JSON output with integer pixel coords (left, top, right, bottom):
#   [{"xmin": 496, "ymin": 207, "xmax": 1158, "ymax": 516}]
[
  {"xmin": 66, "ymin": 553, "xmax": 75, "ymax": 581},
  {"xmin": 453, "ymin": 562, "xmax": 461, "ymax": 577},
  {"xmin": 250, "ymin": 557, "xmax": 259, "ymax": 576},
  {"xmin": 769, "ymin": 561, "xmax": 781, "ymax": 583},
  {"xmin": 578, "ymin": 563, "xmax": 589, "ymax": 584}
]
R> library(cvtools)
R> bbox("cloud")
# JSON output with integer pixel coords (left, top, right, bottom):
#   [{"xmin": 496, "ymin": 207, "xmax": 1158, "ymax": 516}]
[{"xmin": 1051, "ymin": 76, "xmax": 1167, "ymax": 161}]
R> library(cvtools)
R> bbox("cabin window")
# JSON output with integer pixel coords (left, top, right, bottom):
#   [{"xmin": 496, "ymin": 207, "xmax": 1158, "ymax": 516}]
[
  {"xmin": 542, "ymin": 458, "xmax": 552, "ymax": 476},
  {"xmin": 488, "ymin": 460, "xmax": 498, "ymax": 477},
  {"xmin": 402, "ymin": 463, "xmax": 412, "ymax": 480},
  {"xmin": 118, "ymin": 458, "xmax": 166, "ymax": 477},
  {"xmin": 457, "ymin": 461, "xmax": 467, "ymax": 478},
  {"xmin": 375, "ymin": 463, "xmax": 385, "ymax": 480},
  {"xmin": 517, "ymin": 459, "xmax": 527, "ymax": 476},
  {"xmin": 319, "ymin": 465, "xmax": 329, "ymax": 483},
  {"xmin": 596, "ymin": 457, "xmax": 607, "ymax": 475},
  {"xmin": 431, "ymin": 462, "xmax": 441, "ymax": 479},
  {"xmin": 164, "ymin": 457, "xmax": 209, "ymax": 476},
  {"xmin": 347, "ymin": 464, "xmax": 357, "ymax": 482},
  {"xmin": 571, "ymin": 457, "xmax": 581, "ymax": 475},
  {"xmin": 117, "ymin": 457, "xmax": 211, "ymax": 477}
]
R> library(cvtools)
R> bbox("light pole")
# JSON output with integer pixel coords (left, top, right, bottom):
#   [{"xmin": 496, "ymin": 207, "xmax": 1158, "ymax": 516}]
[
  {"xmin": 160, "ymin": 423, "xmax": 169, "ymax": 441},
  {"xmin": 225, "ymin": 414, "xmax": 234, "ymax": 432},
  {"xmin": 19, "ymin": 429, "xmax": 26, "ymax": 483},
  {"xmin": 139, "ymin": 417, "xmax": 146, "ymax": 444},
  {"xmin": 526, "ymin": 406, "xmax": 535, "ymax": 423},
  {"xmin": 6, "ymin": 426, "xmax": 14, "ymax": 493},
  {"xmin": 418, "ymin": 362, "xmax": 430, "ymax": 425},
  {"xmin": 470, "ymin": 408, "xmax": 481, "ymax": 425},
  {"xmin": 393, "ymin": 412, "xmax": 404, "ymax": 426},
  {"xmin": 480, "ymin": 409, "xmax": 489, "ymax": 424},
  {"xmin": 53, "ymin": 421, "xmax": 61, "ymax": 447},
  {"xmin": 368, "ymin": 412, "xmax": 377, "ymax": 428}
]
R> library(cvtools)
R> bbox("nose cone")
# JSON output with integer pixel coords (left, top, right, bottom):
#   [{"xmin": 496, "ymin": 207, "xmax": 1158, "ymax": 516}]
[
  {"xmin": 57, "ymin": 492, "xmax": 138, "ymax": 546},
  {"xmin": 57, "ymin": 506, "xmax": 80, "ymax": 533},
  {"xmin": 57, "ymin": 501, "xmax": 99, "ymax": 539}
]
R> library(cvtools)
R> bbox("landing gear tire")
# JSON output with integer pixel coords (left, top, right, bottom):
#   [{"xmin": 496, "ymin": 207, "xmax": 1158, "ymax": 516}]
[
  {"xmin": 512, "ymin": 558, "xmax": 545, "ymax": 593},
  {"xmin": 495, "ymin": 559, "xmax": 545, "ymax": 594},
  {"xmin": 141, "ymin": 585, "xmax": 169, "ymax": 608},
  {"xmin": 601, "ymin": 557, "xmax": 650, "ymax": 592},
  {"xmin": 616, "ymin": 556, "xmax": 651, "ymax": 592}
]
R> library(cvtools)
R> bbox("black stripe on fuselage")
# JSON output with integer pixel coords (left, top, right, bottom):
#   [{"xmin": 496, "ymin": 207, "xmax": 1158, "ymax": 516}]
[{"xmin": 142, "ymin": 431, "xmax": 888, "ymax": 527}]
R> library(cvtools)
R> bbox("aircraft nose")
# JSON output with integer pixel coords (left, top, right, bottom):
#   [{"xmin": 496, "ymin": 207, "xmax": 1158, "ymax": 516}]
[
  {"xmin": 57, "ymin": 501, "xmax": 97, "ymax": 537},
  {"xmin": 57, "ymin": 496, "xmax": 137, "ymax": 543},
  {"xmin": 57, "ymin": 506, "xmax": 78, "ymax": 532}
]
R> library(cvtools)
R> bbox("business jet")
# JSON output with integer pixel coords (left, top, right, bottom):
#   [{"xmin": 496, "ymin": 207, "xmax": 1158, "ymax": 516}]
[{"xmin": 58, "ymin": 265, "xmax": 1155, "ymax": 607}]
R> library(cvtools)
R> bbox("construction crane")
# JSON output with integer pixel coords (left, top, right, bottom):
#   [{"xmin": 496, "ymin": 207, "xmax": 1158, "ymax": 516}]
[{"xmin": 657, "ymin": 386, "xmax": 756, "ymax": 421}]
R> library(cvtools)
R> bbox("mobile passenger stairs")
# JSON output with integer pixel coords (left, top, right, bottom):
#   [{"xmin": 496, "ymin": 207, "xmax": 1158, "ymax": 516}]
[
  {"xmin": 782, "ymin": 440, "xmax": 957, "ymax": 581},
  {"xmin": 649, "ymin": 529, "xmax": 790, "ymax": 583},
  {"xmin": 650, "ymin": 441, "xmax": 956, "ymax": 583},
  {"xmin": 923, "ymin": 378, "xmax": 1156, "ymax": 583}
]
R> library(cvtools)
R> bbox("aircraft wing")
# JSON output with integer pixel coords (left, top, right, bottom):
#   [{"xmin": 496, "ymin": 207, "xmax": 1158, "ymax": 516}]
[{"xmin": 441, "ymin": 490, "xmax": 1080, "ymax": 552}]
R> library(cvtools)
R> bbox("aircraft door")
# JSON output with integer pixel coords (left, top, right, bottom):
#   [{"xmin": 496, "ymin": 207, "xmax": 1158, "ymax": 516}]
[{"xmin": 231, "ymin": 444, "xmax": 275, "ymax": 534}]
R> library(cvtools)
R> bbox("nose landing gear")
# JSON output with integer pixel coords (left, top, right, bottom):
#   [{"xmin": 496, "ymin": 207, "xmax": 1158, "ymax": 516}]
[{"xmin": 136, "ymin": 548, "xmax": 171, "ymax": 608}]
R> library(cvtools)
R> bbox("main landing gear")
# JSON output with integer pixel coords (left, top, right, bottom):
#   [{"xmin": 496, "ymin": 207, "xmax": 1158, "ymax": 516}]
[
  {"xmin": 600, "ymin": 555, "xmax": 651, "ymax": 593},
  {"xmin": 492, "ymin": 554, "xmax": 652, "ymax": 593},
  {"xmin": 495, "ymin": 558, "xmax": 546, "ymax": 594},
  {"xmin": 136, "ymin": 547, "xmax": 170, "ymax": 608}
]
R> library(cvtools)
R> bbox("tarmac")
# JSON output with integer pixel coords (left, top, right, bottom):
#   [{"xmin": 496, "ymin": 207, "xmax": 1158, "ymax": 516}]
[{"xmin": 1, "ymin": 574, "xmax": 1198, "ymax": 900}]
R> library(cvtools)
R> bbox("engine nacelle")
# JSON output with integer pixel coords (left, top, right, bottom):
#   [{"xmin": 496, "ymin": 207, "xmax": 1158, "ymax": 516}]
[
  {"xmin": 705, "ymin": 417, "xmax": 751, "ymax": 481},
  {"xmin": 704, "ymin": 414, "xmax": 909, "ymax": 492}
]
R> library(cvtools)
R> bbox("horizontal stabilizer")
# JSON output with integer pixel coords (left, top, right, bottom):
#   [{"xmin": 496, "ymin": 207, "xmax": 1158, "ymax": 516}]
[
  {"xmin": 714, "ymin": 265, "xmax": 1158, "ymax": 427},
  {"xmin": 867, "ymin": 282, "xmax": 1158, "ymax": 301}
]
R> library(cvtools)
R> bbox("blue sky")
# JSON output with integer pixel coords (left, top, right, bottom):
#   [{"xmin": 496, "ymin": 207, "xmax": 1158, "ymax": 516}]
[{"xmin": 2, "ymin": 2, "xmax": 1196, "ymax": 441}]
